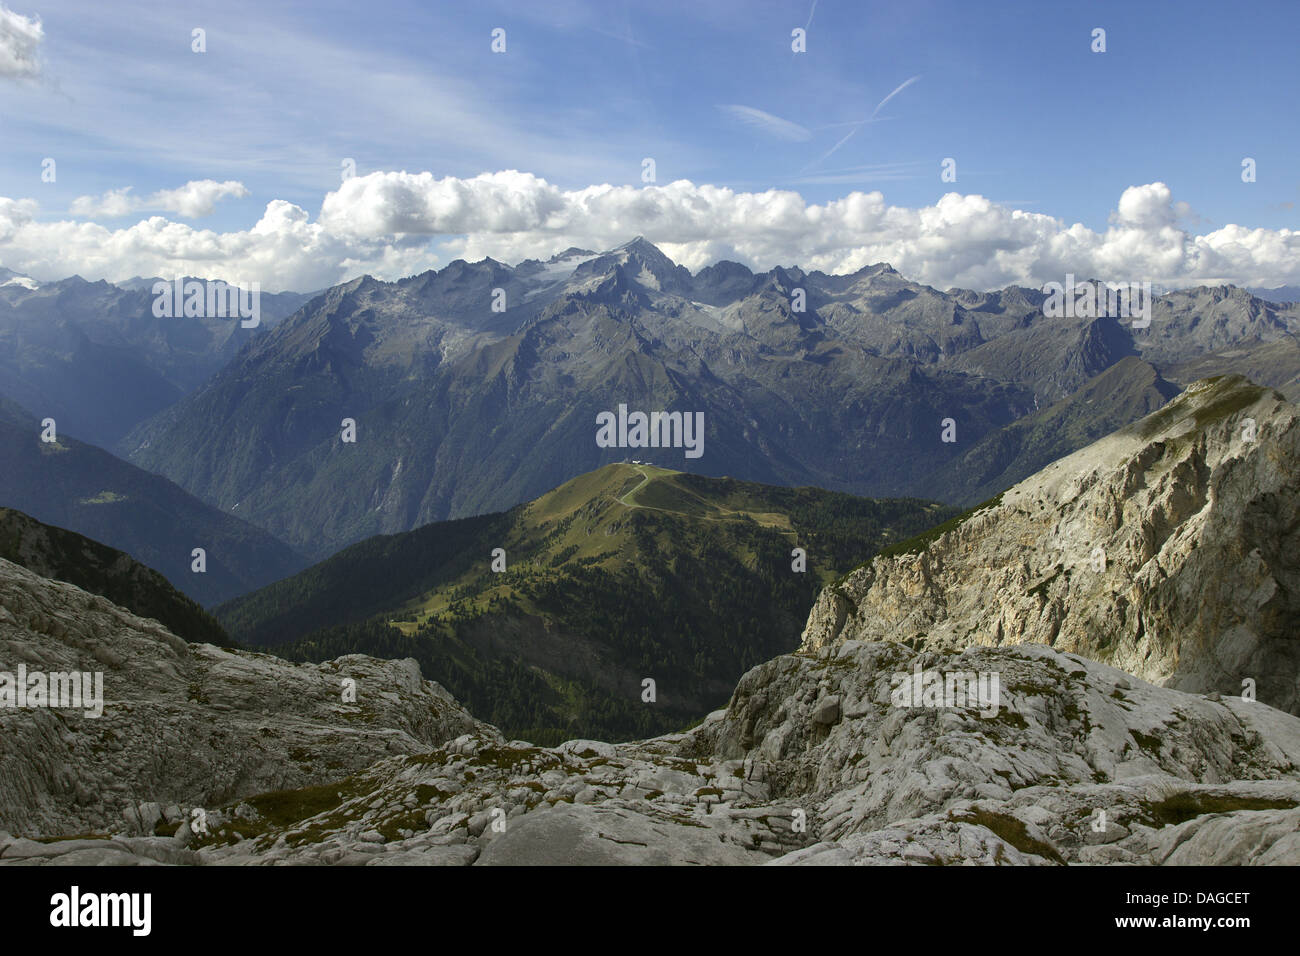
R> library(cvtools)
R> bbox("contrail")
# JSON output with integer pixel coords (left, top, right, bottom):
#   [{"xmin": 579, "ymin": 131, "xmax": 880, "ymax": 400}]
[
  {"xmin": 870, "ymin": 74, "xmax": 922, "ymax": 120},
  {"xmin": 804, "ymin": 74, "xmax": 922, "ymax": 170}
]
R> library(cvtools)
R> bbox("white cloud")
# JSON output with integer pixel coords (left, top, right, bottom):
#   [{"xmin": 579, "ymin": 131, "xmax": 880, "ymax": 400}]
[
  {"xmin": 69, "ymin": 188, "xmax": 136, "ymax": 219},
  {"xmin": 1112, "ymin": 182, "xmax": 1192, "ymax": 229},
  {"xmin": 0, "ymin": 196, "xmax": 37, "ymax": 242},
  {"xmin": 70, "ymin": 180, "xmax": 250, "ymax": 219},
  {"xmin": 151, "ymin": 180, "xmax": 251, "ymax": 218},
  {"xmin": 0, "ymin": 4, "xmax": 41, "ymax": 79},
  {"xmin": 4, "ymin": 172, "xmax": 1300, "ymax": 293}
]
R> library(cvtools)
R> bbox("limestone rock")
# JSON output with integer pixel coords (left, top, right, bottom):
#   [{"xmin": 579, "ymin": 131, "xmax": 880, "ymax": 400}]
[
  {"xmin": 800, "ymin": 377, "xmax": 1300, "ymax": 715},
  {"xmin": 0, "ymin": 558, "xmax": 483, "ymax": 837}
]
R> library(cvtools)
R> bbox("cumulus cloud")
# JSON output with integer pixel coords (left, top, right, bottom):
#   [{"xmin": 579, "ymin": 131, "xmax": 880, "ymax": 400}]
[
  {"xmin": 152, "ymin": 180, "xmax": 251, "ymax": 217},
  {"xmin": 0, "ymin": 197, "xmax": 426, "ymax": 292},
  {"xmin": 4, "ymin": 171, "xmax": 1300, "ymax": 292},
  {"xmin": 1112, "ymin": 182, "xmax": 1192, "ymax": 229},
  {"xmin": 0, "ymin": 4, "xmax": 41, "ymax": 79},
  {"xmin": 69, "ymin": 188, "xmax": 136, "ymax": 219},
  {"xmin": 70, "ymin": 180, "xmax": 250, "ymax": 219}
]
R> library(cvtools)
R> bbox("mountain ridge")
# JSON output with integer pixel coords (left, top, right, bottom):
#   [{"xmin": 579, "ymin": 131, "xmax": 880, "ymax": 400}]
[
  {"xmin": 217, "ymin": 463, "xmax": 957, "ymax": 742},
  {"xmin": 119, "ymin": 239, "xmax": 1300, "ymax": 560}
]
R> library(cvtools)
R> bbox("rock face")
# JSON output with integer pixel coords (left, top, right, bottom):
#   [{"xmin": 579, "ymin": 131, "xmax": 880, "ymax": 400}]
[
  {"xmin": 801, "ymin": 376, "xmax": 1300, "ymax": 715},
  {"xmin": 12, "ymin": 638, "xmax": 1295, "ymax": 867},
  {"xmin": 0, "ymin": 558, "xmax": 480, "ymax": 837}
]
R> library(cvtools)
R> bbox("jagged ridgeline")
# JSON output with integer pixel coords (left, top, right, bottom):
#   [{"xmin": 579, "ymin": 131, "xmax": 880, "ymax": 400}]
[
  {"xmin": 114, "ymin": 240, "xmax": 1300, "ymax": 562},
  {"xmin": 0, "ymin": 507, "xmax": 233, "ymax": 647},
  {"xmin": 217, "ymin": 463, "xmax": 957, "ymax": 744}
]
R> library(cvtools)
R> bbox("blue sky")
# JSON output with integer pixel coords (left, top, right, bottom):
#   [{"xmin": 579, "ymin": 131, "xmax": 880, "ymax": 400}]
[{"xmin": 1, "ymin": 0, "xmax": 1297, "ymax": 290}]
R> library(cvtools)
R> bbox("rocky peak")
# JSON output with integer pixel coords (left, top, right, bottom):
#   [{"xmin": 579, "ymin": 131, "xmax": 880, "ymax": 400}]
[
  {"xmin": 569, "ymin": 237, "xmax": 694, "ymax": 296},
  {"xmin": 800, "ymin": 375, "xmax": 1300, "ymax": 714}
]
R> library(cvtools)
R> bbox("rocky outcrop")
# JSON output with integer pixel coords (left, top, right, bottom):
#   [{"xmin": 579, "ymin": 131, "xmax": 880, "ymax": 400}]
[
  {"xmin": 801, "ymin": 376, "xmax": 1300, "ymax": 714},
  {"xmin": 0, "ymin": 558, "xmax": 481, "ymax": 837},
  {"xmin": 12, "ymin": 634, "xmax": 1300, "ymax": 866}
]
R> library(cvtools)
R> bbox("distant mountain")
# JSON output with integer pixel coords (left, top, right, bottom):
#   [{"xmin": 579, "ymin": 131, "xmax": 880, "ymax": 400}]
[
  {"xmin": 1249, "ymin": 285, "xmax": 1300, "ymax": 304},
  {"xmin": 0, "ymin": 267, "xmax": 39, "ymax": 290},
  {"xmin": 218, "ymin": 463, "xmax": 957, "ymax": 743},
  {"xmin": 0, "ymin": 506, "xmax": 232, "ymax": 646},
  {"xmin": 946, "ymin": 313, "xmax": 1140, "ymax": 405},
  {"xmin": 0, "ymin": 275, "xmax": 312, "ymax": 447},
  {"xmin": 117, "ymin": 240, "xmax": 1300, "ymax": 559},
  {"xmin": 1164, "ymin": 338, "xmax": 1300, "ymax": 401},
  {"xmin": 123, "ymin": 243, "xmax": 1047, "ymax": 557},
  {"xmin": 0, "ymin": 398, "xmax": 307, "ymax": 606},
  {"xmin": 915, "ymin": 357, "xmax": 1183, "ymax": 505}
]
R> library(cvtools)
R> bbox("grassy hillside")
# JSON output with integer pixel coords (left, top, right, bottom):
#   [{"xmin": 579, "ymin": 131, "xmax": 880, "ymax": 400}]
[{"xmin": 219, "ymin": 464, "xmax": 957, "ymax": 743}]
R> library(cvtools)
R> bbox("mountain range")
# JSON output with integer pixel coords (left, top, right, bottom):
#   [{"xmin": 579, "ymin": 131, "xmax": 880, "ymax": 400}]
[
  {"xmin": 108, "ymin": 238, "xmax": 1300, "ymax": 561},
  {"xmin": 0, "ymin": 274, "xmax": 310, "ymax": 449},
  {"xmin": 3, "ymin": 239, "xmax": 1299, "ymax": 621}
]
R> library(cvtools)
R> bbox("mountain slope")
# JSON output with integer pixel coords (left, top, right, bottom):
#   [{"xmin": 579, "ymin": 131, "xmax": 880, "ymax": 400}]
[
  {"xmin": 0, "ymin": 400, "xmax": 307, "ymax": 606},
  {"xmin": 0, "ymin": 507, "xmax": 231, "ymax": 646},
  {"xmin": 217, "ymin": 463, "xmax": 957, "ymax": 742},
  {"xmin": 802, "ymin": 375, "xmax": 1300, "ymax": 714},
  {"xmin": 0, "ymin": 276, "xmax": 309, "ymax": 447},
  {"xmin": 915, "ymin": 356, "xmax": 1182, "ymax": 506}
]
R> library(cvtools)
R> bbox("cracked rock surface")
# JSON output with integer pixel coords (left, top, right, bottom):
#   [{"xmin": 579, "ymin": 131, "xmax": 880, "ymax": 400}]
[{"xmin": 802, "ymin": 376, "xmax": 1300, "ymax": 715}]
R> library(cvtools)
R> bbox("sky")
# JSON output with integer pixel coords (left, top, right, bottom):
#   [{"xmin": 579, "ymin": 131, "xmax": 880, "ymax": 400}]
[{"xmin": 1, "ymin": 0, "xmax": 1298, "ymax": 291}]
